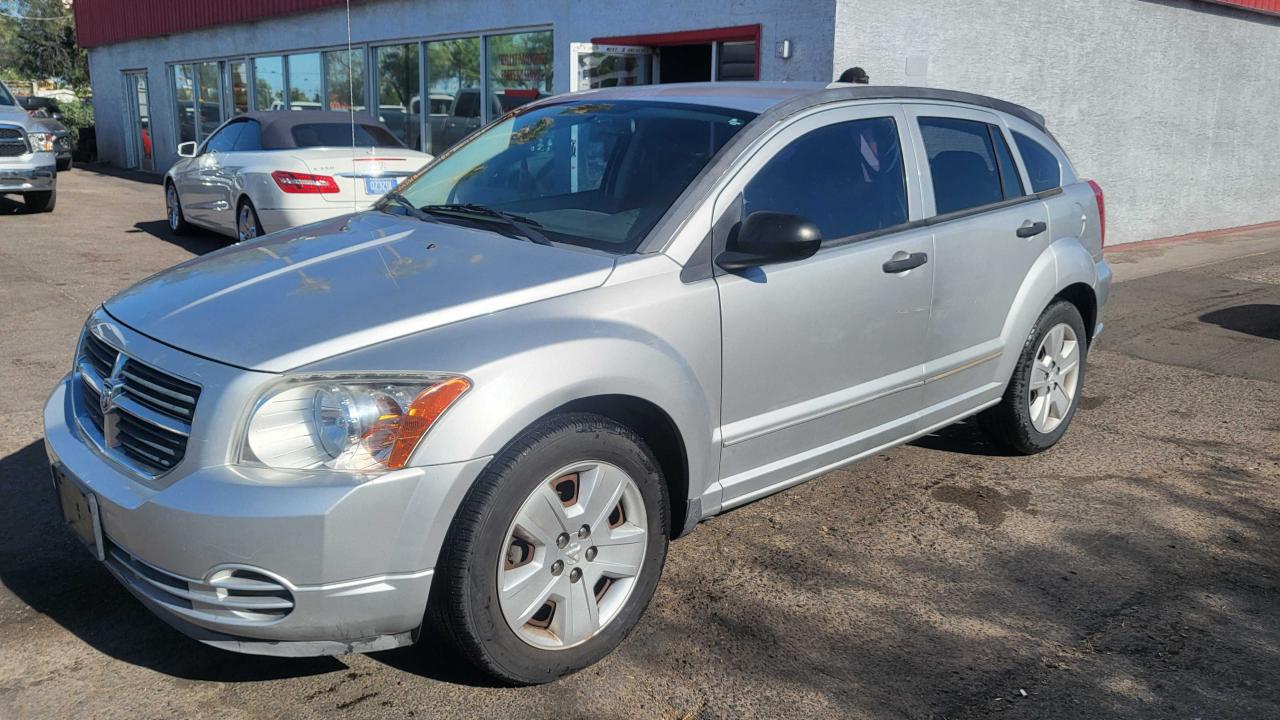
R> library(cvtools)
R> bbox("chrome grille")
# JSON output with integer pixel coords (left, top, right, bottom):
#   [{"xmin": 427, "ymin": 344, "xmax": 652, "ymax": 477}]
[
  {"xmin": 75, "ymin": 331, "xmax": 201, "ymax": 476},
  {"xmin": 104, "ymin": 537, "xmax": 295, "ymax": 623},
  {"xmin": 0, "ymin": 125, "xmax": 27, "ymax": 157}
]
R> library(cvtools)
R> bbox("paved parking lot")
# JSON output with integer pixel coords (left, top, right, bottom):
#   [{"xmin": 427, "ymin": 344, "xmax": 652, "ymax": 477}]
[{"xmin": 1, "ymin": 168, "xmax": 1278, "ymax": 719}]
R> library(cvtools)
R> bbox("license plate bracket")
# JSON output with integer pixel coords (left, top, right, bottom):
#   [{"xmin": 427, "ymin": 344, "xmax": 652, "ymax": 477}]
[
  {"xmin": 53, "ymin": 466, "xmax": 104, "ymax": 561},
  {"xmin": 364, "ymin": 177, "xmax": 398, "ymax": 196}
]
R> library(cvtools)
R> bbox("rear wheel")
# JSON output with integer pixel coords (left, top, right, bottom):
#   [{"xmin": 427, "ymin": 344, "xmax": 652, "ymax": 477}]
[
  {"xmin": 237, "ymin": 199, "xmax": 264, "ymax": 243},
  {"xmin": 165, "ymin": 182, "xmax": 192, "ymax": 235},
  {"xmin": 431, "ymin": 413, "xmax": 669, "ymax": 685},
  {"xmin": 980, "ymin": 300, "xmax": 1087, "ymax": 454},
  {"xmin": 23, "ymin": 189, "xmax": 55, "ymax": 213}
]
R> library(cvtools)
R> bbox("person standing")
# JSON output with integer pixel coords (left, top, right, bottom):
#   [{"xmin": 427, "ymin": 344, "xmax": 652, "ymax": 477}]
[{"xmin": 837, "ymin": 67, "xmax": 871, "ymax": 84}]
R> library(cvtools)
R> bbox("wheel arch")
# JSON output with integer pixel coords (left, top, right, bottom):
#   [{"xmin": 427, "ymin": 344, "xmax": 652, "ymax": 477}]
[
  {"xmin": 1054, "ymin": 282, "xmax": 1097, "ymax": 345},
  {"xmin": 544, "ymin": 394, "xmax": 691, "ymax": 539}
]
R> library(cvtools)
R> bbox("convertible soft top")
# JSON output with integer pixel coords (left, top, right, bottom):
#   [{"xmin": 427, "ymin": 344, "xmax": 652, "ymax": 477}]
[{"xmin": 239, "ymin": 110, "xmax": 400, "ymax": 149}]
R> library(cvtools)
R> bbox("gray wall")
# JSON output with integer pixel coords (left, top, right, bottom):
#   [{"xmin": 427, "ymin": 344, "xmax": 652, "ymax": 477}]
[
  {"xmin": 833, "ymin": 0, "xmax": 1280, "ymax": 244},
  {"xmin": 88, "ymin": 0, "xmax": 834, "ymax": 174}
]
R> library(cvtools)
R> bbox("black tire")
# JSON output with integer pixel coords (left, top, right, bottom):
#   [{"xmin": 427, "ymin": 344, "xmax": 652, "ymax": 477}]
[
  {"xmin": 236, "ymin": 198, "xmax": 265, "ymax": 243},
  {"xmin": 56, "ymin": 156, "xmax": 72, "ymax": 172},
  {"xmin": 979, "ymin": 300, "xmax": 1088, "ymax": 454},
  {"xmin": 23, "ymin": 189, "xmax": 55, "ymax": 213},
  {"xmin": 165, "ymin": 181, "xmax": 193, "ymax": 235},
  {"xmin": 430, "ymin": 412, "xmax": 670, "ymax": 685}
]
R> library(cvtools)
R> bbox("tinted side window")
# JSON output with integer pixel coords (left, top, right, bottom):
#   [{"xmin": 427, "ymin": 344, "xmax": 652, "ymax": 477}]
[
  {"xmin": 1013, "ymin": 131, "xmax": 1062, "ymax": 192},
  {"xmin": 204, "ymin": 122, "xmax": 245, "ymax": 153},
  {"xmin": 919, "ymin": 117, "xmax": 1005, "ymax": 214},
  {"xmin": 233, "ymin": 120, "xmax": 262, "ymax": 151},
  {"xmin": 743, "ymin": 117, "xmax": 908, "ymax": 242},
  {"xmin": 990, "ymin": 128, "xmax": 1025, "ymax": 199}
]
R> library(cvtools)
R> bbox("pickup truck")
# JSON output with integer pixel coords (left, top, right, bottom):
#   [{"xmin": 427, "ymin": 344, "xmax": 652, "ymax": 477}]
[
  {"xmin": 0, "ymin": 79, "xmax": 57, "ymax": 212},
  {"xmin": 16, "ymin": 95, "xmax": 73, "ymax": 171}
]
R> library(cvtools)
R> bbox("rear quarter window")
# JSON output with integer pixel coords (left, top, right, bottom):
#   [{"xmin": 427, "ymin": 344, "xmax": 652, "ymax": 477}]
[{"xmin": 1013, "ymin": 131, "xmax": 1062, "ymax": 192}]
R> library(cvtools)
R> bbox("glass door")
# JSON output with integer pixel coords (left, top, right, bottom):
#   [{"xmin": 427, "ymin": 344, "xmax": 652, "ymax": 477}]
[
  {"xmin": 124, "ymin": 71, "xmax": 154, "ymax": 172},
  {"xmin": 569, "ymin": 43, "xmax": 653, "ymax": 91}
]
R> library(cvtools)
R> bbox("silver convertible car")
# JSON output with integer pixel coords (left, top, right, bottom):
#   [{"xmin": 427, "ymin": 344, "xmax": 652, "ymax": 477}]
[{"xmin": 45, "ymin": 82, "xmax": 1110, "ymax": 684}]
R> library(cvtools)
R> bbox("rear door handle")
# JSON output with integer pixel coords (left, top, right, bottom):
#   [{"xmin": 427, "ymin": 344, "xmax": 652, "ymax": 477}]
[
  {"xmin": 1016, "ymin": 221, "xmax": 1047, "ymax": 238},
  {"xmin": 883, "ymin": 251, "xmax": 928, "ymax": 274}
]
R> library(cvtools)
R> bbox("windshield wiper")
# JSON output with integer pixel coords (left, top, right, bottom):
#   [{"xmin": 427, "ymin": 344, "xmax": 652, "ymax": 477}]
[
  {"xmin": 420, "ymin": 203, "xmax": 552, "ymax": 246},
  {"xmin": 381, "ymin": 192, "xmax": 437, "ymax": 224}
]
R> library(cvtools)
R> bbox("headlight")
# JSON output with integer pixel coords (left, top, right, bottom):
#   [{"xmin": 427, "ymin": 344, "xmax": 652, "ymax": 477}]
[
  {"xmin": 240, "ymin": 375, "xmax": 470, "ymax": 474},
  {"xmin": 26, "ymin": 132, "xmax": 55, "ymax": 153}
]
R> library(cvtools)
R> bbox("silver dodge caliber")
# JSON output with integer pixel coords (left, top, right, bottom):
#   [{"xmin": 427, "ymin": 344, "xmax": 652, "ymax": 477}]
[{"xmin": 45, "ymin": 83, "xmax": 1110, "ymax": 684}]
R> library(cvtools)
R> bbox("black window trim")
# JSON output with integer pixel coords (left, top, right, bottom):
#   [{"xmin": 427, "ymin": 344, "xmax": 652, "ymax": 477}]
[{"xmin": 986, "ymin": 123, "xmax": 1025, "ymax": 200}]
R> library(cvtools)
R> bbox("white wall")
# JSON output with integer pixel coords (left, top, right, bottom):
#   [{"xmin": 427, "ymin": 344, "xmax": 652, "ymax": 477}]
[{"xmin": 833, "ymin": 0, "xmax": 1280, "ymax": 244}]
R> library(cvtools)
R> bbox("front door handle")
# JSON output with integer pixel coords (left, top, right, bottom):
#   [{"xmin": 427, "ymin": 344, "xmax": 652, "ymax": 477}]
[
  {"xmin": 1016, "ymin": 220, "xmax": 1047, "ymax": 238},
  {"xmin": 883, "ymin": 251, "xmax": 928, "ymax": 274}
]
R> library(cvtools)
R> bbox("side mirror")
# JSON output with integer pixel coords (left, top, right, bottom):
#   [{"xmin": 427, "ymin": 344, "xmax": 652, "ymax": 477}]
[
  {"xmin": 716, "ymin": 211, "xmax": 822, "ymax": 271},
  {"xmin": 177, "ymin": 141, "xmax": 198, "ymax": 158}
]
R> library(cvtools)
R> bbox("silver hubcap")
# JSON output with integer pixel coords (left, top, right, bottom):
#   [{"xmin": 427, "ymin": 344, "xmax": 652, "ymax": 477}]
[
  {"xmin": 497, "ymin": 461, "xmax": 647, "ymax": 650},
  {"xmin": 237, "ymin": 205, "xmax": 258, "ymax": 243},
  {"xmin": 166, "ymin": 186, "xmax": 180, "ymax": 230},
  {"xmin": 1029, "ymin": 322, "xmax": 1080, "ymax": 433}
]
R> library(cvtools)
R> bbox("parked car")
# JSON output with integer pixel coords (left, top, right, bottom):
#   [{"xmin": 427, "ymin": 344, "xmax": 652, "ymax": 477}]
[
  {"xmin": 46, "ymin": 83, "xmax": 1109, "ymax": 684},
  {"xmin": 429, "ymin": 87, "xmax": 546, "ymax": 153},
  {"xmin": 164, "ymin": 110, "xmax": 432, "ymax": 242},
  {"xmin": 0, "ymin": 79, "xmax": 57, "ymax": 211},
  {"xmin": 18, "ymin": 98, "xmax": 73, "ymax": 171}
]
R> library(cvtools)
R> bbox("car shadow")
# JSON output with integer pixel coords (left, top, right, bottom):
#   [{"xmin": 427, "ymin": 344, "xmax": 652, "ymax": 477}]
[
  {"xmin": 77, "ymin": 163, "xmax": 163, "ymax": 186},
  {"xmin": 0, "ymin": 193, "xmax": 38, "ymax": 215},
  {"xmin": 131, "ymin": 220, "xmax": 227, "ymax": 256},
  {"xmin": 909, "ymin": 417, "xmax": 1019, "ymax": 457},
  {"xmin": 1200, "ymin": 304, "xmax": 1280, "ymax": 341}
]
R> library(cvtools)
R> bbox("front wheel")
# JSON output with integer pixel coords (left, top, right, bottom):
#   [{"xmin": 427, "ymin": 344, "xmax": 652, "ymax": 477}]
[
  {"xmin": 165, "ymin": 182, "xmax": 193, "ymax": 235},
  {"xmin": 980, "ymin": 300, "xmax": 1088, "ymax": 454},
  {"xmin": 431, "ymin": 413, "xmax": 670, "ymax": 685},
  {"xmin": 56, "ymin": 156, "xmax": 72, "ymax": 172}
]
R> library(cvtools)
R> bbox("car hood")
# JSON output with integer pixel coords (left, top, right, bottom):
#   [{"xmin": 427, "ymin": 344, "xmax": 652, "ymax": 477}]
[
  {"xmin": 0, "ymin": 104, "xmax": 30, "ymax": 125},
  {"xmin": 105, "ymin": 212, "xmax": 616, "ymax": 372},
  {"xmin": 30, "ymin": 117, "xmax": 68, "ymax": 135}
]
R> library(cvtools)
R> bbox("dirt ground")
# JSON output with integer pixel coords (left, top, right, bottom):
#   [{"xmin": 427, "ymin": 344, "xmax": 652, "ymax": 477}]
[{"xmin": 1, "ymin": 168, "xmax": 1277, "ymax": 719}]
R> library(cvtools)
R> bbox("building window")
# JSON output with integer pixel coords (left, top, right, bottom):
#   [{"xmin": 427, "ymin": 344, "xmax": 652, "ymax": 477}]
[
  {"xmin": 486, "ymin": 30, "xmax": 553, "ymax": 114},
  {"xmin": 287, "ymin": 53, "xmax": 322, "ymax": 110},
  {"xmin": 228, "ymin": 60, "xmax": 249, "ymax": 115},
  {"xmin": 324, "ymin": 48, "xmax": 365, "ymax": 111},
  {"xmin": 172, "ymin": 63, "xmax": 196, "ymax": 144},
  {"xmin": 196, "ymin": 61, "xmax": 223, "ymax": 139},
  {"xmin": 253, "ymin": 56, "xmax": 285, "ymax": 110},
  {"xmin": 376, "ymin": 43, "xmax": 421, "ymax": 150},
  {"xmin": 425, "ymin": 36, "xmax": 481, "ymax": 155}
]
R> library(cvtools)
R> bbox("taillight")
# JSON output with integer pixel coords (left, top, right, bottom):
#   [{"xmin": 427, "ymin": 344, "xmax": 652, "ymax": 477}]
[
  {"xmin": 1087, "ymin": 179, "xmax": 1106, "ymax": 248},
  {"xmin": 271, "ymin": 170, "xmax": 340, "ymax": 194}
]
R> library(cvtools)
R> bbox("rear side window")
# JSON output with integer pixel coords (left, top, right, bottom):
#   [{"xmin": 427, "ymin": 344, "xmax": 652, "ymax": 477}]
[
  {"xmin": 743, "ymin": 117, "xmax": 908, "ymax": 242},
  {"xmin": 918, "ymin": 117, "xmax": 1009, "ymax": 215},
  {"xmin": 1013, "ymin": 131, "xmax": 1062, "ymax": 192},
  {"xmin": 290, "ymin": 123, "xmax": 403, "ymax": 148},
  {"xmin": 232, "ymin": 120, "xmax": 262, "ymax": 151}
]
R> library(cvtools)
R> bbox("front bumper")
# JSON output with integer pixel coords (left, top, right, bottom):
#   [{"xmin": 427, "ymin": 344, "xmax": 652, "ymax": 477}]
[
  {"xmin": 0, "ymin": 160, "xmax": 56, "ymax": 192},
  {"xmin": 44, "ymin": 378, "xmax": 490, "ymax": 656}
]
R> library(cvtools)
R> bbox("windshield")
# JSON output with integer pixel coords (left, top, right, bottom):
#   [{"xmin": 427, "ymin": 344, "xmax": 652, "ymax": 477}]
[
  {"xmin": 0, "ymin": 82, "xmax": 15, "ymax": 107},
  {"xmin": 390, "ymin": 100, "xmax": 756, "ymax": 253}
]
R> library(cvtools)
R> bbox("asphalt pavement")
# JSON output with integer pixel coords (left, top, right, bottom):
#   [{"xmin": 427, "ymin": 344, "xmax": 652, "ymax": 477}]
[{"xmin": 0, "ymin": 168, "xmax": 1277, "ymax": 719}]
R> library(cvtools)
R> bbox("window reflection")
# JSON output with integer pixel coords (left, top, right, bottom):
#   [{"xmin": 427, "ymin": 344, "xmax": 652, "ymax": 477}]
[
  {"xmin": 287, "ymin": 53, "xmax": 322, "ymax": 110},
  {"xmin": 425, "ymin": 36, "xmax": 480, "ymax": 155},
  {"xmin": 486, "ymin": 31, "xmax": 553, "ymax": 113},
  {"xmin": 228, "ymin": 61, "xmax": 249, "ymax": 115},
  {"xmin": 172, "ymin": 64, "xmax": 196, "ymax": 144},
  {"xmin": 196, "ymin": 62, "xmax": 222, "ymax": 138},
  {"xmin": 253, "ymin": 56, "xmax": 285, "ymax": 110},
  {"xmin": 324, "ymin": 48, "xmax": 365, "ymax": 111},
  {"xmin": 376, "ymin": 44, "xmax": 421, "ymax": 150}
]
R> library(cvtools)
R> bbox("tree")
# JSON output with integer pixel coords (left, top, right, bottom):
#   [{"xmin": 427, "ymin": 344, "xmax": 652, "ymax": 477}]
[{"xmin": 2, "ymin": 0, "xmax": 89, "ymax": 89}]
